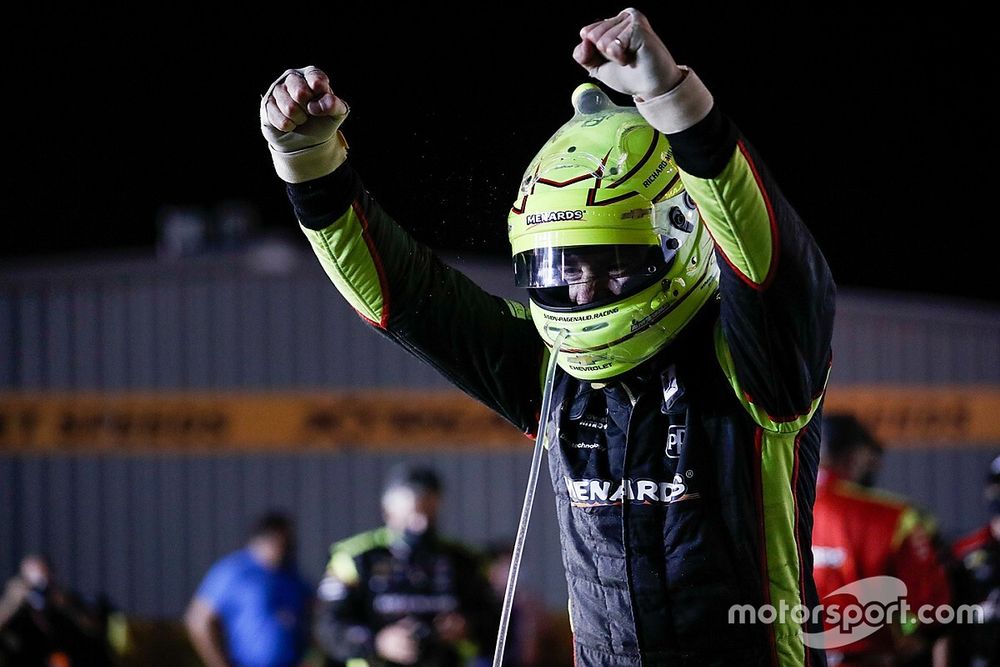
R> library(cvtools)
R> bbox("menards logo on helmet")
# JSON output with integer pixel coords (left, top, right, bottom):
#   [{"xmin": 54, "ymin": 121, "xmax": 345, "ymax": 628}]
[{"xmin": 526, "ymin": 210, "xmax": 585, "ymax": 225}]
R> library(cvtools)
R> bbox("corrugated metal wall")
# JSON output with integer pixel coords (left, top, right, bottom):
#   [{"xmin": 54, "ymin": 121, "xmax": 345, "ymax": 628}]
[
  {"xmin": 4, "ymin": 249, "xmax": 997, "ymax": 390},
  {"xmin": 831, "ymin": 294, "xmax": 1000, "ymax": 384},
  {"xmin": 2, "ymin": 249, "xmax": 999, "ymax": 617},
  {"xmin": 3, "ymin": 449, "xmax": 995, "ymax": 618},
  {"xmin": 0, "ymin": 450, "xmax": 565, "ymax": 617},
  {"xmin": 0, "ymin": 251, "xmax": 458, "ymax": 391}
]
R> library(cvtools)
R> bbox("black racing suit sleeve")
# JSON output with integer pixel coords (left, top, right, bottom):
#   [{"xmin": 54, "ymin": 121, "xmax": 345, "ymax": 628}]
[
  {"xmin": 286, "ymin": 165, "xmax": 544, "ymax": 435},
  {"xmin": 313, "ymin": 575, "xmax": 377, "ymax": 663},
  {"xmin": 668, "ymin": 106, "xmax": 835, "ymax": 421}
]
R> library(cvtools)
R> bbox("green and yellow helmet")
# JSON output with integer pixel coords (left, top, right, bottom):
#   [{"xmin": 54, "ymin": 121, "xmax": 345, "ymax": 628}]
[{"xmin": 508, "ymin": 84, "xmax": 719, "ymax": 381}]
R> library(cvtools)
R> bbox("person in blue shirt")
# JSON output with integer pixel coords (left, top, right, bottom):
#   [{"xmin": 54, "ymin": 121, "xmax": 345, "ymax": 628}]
[{"xmin": 185, "ymin": 512, "xmax": 313, "ymax": 667}]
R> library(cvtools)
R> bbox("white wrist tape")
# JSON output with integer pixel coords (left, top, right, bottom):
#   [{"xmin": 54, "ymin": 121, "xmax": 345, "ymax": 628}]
[
  {"xmin": 635, "ymin": 66, "xmax": 714, "ymax": 135},
  {"xmin": 268, "ymin": 131, "xmax": 349, "ymax": 184},
  {"xmin": 260, "ymin": 67, "xmax": 350, "ymax": 183}
]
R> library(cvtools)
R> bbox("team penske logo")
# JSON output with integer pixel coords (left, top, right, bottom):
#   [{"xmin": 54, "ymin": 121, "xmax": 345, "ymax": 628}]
[
  {"xmin": 565, "ymin": 474, "xmax": 699, "ymax": 507},
  {"xmin": 526, "ymin": 210, "xmax": 585, "ymax": 225},
  {"xmin": 665, "ymin": 425, "xmax": 685, "ymax": 458}
]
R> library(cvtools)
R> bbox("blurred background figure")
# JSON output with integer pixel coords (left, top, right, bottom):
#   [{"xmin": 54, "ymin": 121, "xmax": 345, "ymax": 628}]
[
  {"xmin": 185, "ymin": 512, "xmax": 312, "ymax": 667},
  {"xmin": 812, "ymin": 414, "xmax": 952, "ymax": 666},
  {"xmin": 0, "ymin": 554, "xmax": 112, "ymax": 666},
  {"xmin": 314, "ymin": 465, "xmax": 498, "ymax": 666},
  {"xmin": 830, "ymin": 416, "xmax": 884, "ymax": 490},
  {"xmin": 484, "ymin": 542, "xmax": 563, "ymax": 667},
  {"xmin": 826, "ymin": 415, "xmax": 949, "ymax": 553},
  {"xmin": 949, "ymin": 454, "xmax": 1000, "ymax": 667}
]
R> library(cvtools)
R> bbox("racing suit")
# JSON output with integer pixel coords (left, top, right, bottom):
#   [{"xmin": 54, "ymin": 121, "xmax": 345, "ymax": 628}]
[
  {"xmin": 282, "ymin": 100, "xmax": 835, "ymax": 666},
  {"xmin": 314, "ymin": 528, "xmax": 498, "ymax": 666},
  {"xmin": 811, "ymin": 469, "xmax": 951, "ymax": 665}
]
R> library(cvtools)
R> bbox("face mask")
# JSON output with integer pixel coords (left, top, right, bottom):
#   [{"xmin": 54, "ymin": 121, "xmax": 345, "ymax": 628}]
[
  {"xmin": 857, "ymin": 471, "xmax": 878, "ymax": 488},
  {"xmin": 401, "ymin": 526, "xmax": 435, "ymax": 549},
  {"xmin": 26, "ymin": 587, "xmax": 48, "ymax": 610}
]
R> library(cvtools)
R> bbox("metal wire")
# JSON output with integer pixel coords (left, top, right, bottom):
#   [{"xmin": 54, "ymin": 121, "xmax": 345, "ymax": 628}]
[{"xmin": 492, "ymin": 329, "xmax": 568, "ymax": 667}]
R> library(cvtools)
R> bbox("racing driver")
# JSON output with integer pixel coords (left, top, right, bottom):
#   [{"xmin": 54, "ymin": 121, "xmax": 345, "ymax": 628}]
[{"xmin": 259, "ymin": 8, "xmax": 836, "ymax": 666}]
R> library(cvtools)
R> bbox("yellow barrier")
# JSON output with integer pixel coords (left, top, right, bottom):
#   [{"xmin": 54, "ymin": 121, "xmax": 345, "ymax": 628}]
[
  {"xmin": 823, "ymin": 385, "xmax": 1000, "ymax": 448},
  {"xmin": 1, "ymin": 386, "xmax": 997, "ymax": 452},
  {"xmin": 0, "ymin": 391, "xmax": 524, "ymax": 452}
]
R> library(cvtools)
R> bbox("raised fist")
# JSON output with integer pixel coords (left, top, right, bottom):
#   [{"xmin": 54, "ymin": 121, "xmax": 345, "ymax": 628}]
[
  {"xmin": 572, "ymin": 8, "xmax": 684, "ymax": 101},
  {"xmin": 260, "ymin": 66, "xmax": 350, "ymax": 183}
]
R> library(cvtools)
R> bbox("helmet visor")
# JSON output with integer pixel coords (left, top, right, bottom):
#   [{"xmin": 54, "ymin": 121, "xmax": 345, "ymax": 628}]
[
  {"xmin": 513, "ymin": 244, "xmax": 669, "ymax": 289},
  {"xmin": 514, "ymin": 244, "xmax": 672, "ymax": 310}
]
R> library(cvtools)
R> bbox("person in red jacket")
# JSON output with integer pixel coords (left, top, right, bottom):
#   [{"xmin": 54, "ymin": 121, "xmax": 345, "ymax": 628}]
[{"xmin": 811, "ymin": 415, "xmax": 951, "ymax": 666}]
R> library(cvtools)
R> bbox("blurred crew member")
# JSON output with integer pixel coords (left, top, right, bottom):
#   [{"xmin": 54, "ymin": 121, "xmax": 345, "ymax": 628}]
[
  {"xmin": 0, "ymin": 554, "xmax": 110, "ymax": 666},
  {"xmin": 950, "ymin": 454, "xmax": 1000, "ymax": 666},
  {"xmin": 314, "ymin": 466, "xmax": 498, "ymax": 666},
  {"xmin": 831, "ymin": 417, "xmax": 884, "ymax": 490},
  {"xmin": 185, "ymin": 512, "xmax": 312, "ymax": 667},
  {"xmin": 812, "ymin": 415, "xmax": 951, "ymax": 666}
]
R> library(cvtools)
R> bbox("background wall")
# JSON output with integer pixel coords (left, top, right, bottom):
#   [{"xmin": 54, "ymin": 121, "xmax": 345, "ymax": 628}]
[{"xmin": 1, "ymin": 249, "xmax": 998, "ymax": 617}]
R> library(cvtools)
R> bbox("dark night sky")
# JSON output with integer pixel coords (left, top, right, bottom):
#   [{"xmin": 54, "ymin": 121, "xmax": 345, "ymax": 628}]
[{"xmin": 6, "ymin": 4, "xmax": 997, "ymax": 302}]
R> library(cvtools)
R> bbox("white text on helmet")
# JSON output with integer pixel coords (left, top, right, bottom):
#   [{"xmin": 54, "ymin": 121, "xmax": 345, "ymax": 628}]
[
  {"xmin": 526, "ymin": 210, "xmax": 585, "ymax": 225},
  {"xmin": 642, "ymin": 160, "xmax": 671, "ymax": 188},
  {"xmin": 542, "ymin": 307, "xmax": 620, "ymax": 322}
]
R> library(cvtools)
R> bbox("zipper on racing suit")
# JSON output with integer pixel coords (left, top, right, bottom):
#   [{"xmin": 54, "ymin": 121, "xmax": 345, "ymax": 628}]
[{"xmin": 618, "ymin": 379, "xmax": 643, "ymax": 662}]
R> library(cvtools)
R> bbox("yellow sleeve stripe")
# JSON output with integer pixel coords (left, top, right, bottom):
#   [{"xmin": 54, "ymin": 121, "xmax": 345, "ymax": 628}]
[
  {"xmin": 680, "ymin": 140, "xmax": 778, "ymax": 289},
  {"xmin": 300, "ymin": 201, "xmax": 390, "ymax": 328}
]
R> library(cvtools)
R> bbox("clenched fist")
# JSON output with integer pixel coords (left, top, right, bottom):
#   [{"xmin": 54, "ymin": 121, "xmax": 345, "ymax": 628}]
[
  {"xmin": 260, "ymin": 66, "xmax": 351, "ymax": 183},
  {"xmin": 574, "ymin": 8, "xmax": 714, "ymax": 134},
  {"xmin": 572, "ymin": 8, "xmax": 683, "ymax": 101}
]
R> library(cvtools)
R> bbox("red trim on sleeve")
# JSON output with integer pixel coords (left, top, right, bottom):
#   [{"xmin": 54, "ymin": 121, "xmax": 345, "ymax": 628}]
[
  {"xmin": 525, "ymin": 406, "xmax": 541, "ymax": 441},
  {"xmin": 352, "ymin": 200, "xmax": 392, "ymax": 329},
  {"xmin": 741, "ymin": 388, "xmax": 813, "ymax": 424},
  {"xmin": 740, "ymin": 357, "xmax": 829, "ymax": 424},
  {"xmin": 352, "ymin": 309, "xmax": 379, "ymax": 327},
  {"xmin": 736, "ymin": 140, "xmax": 781, "ymax": 290}
]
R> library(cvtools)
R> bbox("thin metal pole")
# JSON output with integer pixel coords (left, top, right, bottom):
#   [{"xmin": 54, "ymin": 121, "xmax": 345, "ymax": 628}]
[{"xmin": 492, "ymin": 330, "xmax": 567, "ymax": 667}]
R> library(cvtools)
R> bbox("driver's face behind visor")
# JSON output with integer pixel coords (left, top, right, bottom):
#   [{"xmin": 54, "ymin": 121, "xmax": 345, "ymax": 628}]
[
  {"xmin": 516, "ymin": 244, "xmax": 670, "ymax": 310},
  {"xmin": 564, "ymin": 255, "xmax": 629, "ymax": 305}
]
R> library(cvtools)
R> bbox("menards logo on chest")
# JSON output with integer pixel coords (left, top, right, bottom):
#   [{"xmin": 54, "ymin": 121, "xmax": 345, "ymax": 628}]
[{"xmin": 565, "ymin": 475, "xmax": 699, "ymax": 507}]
